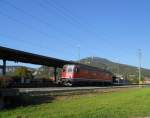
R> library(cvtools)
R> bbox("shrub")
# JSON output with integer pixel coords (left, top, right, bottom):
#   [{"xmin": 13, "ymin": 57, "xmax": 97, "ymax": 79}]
[{"xmin": 0, "ymin": 77, "xmax": 13, "ymax": 88}]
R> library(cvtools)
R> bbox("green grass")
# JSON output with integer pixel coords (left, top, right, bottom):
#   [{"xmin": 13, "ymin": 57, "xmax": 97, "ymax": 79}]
[{"xmin": 1, "ymin": 88, "xmax": 150, "ymax": 118}]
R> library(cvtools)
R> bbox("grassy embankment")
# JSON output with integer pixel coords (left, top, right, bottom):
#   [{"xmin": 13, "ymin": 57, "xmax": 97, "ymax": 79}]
[{"xmin": 1, "ymin": 88, "xmax": 150, "ymax": 118}]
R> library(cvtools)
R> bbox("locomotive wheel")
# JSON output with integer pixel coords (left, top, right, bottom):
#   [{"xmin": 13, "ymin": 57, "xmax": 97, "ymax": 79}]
[{"xmin": 63, "ymin": 82, "xmax": 73, "ymax": 87}]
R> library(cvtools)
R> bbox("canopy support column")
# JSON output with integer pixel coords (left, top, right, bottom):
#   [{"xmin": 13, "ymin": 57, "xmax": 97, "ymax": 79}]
[{"xmin": 2, "ymin": 60, "xmax": 6, "ymax": 76}]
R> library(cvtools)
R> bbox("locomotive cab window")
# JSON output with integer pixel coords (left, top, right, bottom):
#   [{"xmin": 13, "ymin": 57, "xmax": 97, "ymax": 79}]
[{"xmin": 67, "ymin": 67, "xmax": 73, "ymax": 72}]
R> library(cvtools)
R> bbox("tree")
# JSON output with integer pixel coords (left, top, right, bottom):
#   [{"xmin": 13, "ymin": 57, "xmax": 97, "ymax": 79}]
[{"xmin": 15, "ymin": 67, "xmax": 32, "ymax": 83}]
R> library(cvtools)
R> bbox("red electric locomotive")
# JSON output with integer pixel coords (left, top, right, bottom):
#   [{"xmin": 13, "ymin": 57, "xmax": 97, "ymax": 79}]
[{"xmin": 61, "ymin": 64, "xmax": 113, "ymax": 86}]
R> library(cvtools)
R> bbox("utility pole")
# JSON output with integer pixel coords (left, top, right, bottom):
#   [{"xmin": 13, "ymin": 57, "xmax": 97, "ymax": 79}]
[
  {"xmin": 91, "ymin": 56, "xmax": 94, "ymax": 64},
  {"xmin": 77, "ymin": 45, "xmax": 80, "ymax": 62},
  {"xmin": 117, "ymin": 59, "xmax": 120, "ymax": 75},
  {"xmin": 114, "ymin": 59, "xmax": 120, "ymax": 75},
  {"xmin": 116, "ymin": 59, "xmax": 120, "ymax": 84},
  {"xmin": 138, "ymin": 49, "xmax": 142, "ymax": 85}
]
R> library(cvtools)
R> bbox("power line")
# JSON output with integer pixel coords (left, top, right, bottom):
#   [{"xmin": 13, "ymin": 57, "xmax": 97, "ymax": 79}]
[
  {"xmin": 0, "ymin": 17, "xmax": 75, "ymax": 58},
  {"xmin": 0, "ymin": 9, "xmax": 76, "ymax": 56},
  {"xmin": 0, "ymin": 0, "xmax": 81, "ymax": 57},
  {"xmin": 0, "ymin": 10, "xmax": 52, "ymax": 39},
  {"xmin": 42, "ymin": 0, "xmax": 112, "ymax": 55},
  {"xmin": 47, "ymin": 0, "xmax": 111, "ymax": 43},
  {"xmin": 36, "ymin": 0, "xmax": 91, "ymax": 45},
  {"xmin": 2, "ymin": 0, "xmax": 80, "ymax": 46},
  {"xmin": 45, "ymin": 0, "xmax": 94, "ymax": 34},
  {"xmin": 36, "ymin": 0, "xmax": 98, "ymax": 57},
  {"xmin": 77, "ymin": 45, "xmax": 80, "ymax": 62},
  {"xmin": 0, "ymin": 34, "xmax": 74, "ymax": 57},
  {"xmin": 1, "ymin": 0, "xmax": 113, "ymax": 60},
  {"xmin": 37, "ymin": 0, "xmax": 82, "ymax": 29}
]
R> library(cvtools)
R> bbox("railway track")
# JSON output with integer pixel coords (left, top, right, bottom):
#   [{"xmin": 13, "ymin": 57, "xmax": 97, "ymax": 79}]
[
  {"xmin": 1, "ymin": 84, "xmax": 150, "ymax": 97},
  {"xmin": 16, "ymin": 84, "xmax": 150, "ymax": 96}
]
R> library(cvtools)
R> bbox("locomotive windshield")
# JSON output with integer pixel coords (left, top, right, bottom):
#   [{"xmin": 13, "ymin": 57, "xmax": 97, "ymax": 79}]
[
  {"xmin": 68, "ymin": 67, "xmax": 73, "ymax": 72},
  {"xmin": 63, "ymin": 65, "xmax": 75, "ymax": 73}
]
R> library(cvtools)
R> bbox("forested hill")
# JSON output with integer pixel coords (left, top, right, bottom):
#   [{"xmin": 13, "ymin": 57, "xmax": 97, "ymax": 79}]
[{"xmin": 80, "ymin": 57, "xmax": 150, "ymax": 79}]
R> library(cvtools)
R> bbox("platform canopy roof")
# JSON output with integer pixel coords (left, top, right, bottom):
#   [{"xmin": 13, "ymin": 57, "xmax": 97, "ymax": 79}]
[{"xmin": 0, "ymin": 46, "xmax": 76, "ymax": 68}]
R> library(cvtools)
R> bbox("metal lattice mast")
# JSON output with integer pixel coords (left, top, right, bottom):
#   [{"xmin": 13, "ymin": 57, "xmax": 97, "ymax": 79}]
[{"xmin": 138, "ymin": 49, "xmax": 142, "ymax": 84}]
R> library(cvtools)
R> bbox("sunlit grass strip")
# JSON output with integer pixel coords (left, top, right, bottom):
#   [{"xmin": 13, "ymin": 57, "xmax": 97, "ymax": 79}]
[{"xmin": 1, "ymin": 88, "xmax": 150, "ymax": 118}]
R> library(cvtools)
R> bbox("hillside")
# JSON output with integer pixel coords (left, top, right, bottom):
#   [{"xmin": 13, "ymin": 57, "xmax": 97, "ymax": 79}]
[{"xmin": 80, "ymin": 57, "xmax": 150, "ymax": 82}]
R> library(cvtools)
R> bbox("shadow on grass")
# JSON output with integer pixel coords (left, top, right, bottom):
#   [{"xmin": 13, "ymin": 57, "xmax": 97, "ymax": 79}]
[{"xmin": 4, "ymin": 95, "xmax": 55, "ymax": 109}]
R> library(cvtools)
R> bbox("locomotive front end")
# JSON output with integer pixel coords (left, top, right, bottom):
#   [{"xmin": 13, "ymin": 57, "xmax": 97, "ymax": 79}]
[{"xmin": 61, "ymin": 65, "xmax": 76, "ymax": 86}]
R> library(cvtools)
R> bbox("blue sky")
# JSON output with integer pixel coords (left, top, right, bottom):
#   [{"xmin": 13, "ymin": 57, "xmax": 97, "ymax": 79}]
[{"xmin": 0, "ymin": 0, "xmax": 150, "ymax": 68}]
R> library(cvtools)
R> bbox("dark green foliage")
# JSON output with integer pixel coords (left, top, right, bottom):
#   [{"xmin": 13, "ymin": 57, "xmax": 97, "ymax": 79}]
[
  {"xmin": 0, "ymin": 77, "xmax": 13, "ymax": 88},
  {"xmin": 14, "ymin": 67, "xmax": 33, "ymax": 79}
]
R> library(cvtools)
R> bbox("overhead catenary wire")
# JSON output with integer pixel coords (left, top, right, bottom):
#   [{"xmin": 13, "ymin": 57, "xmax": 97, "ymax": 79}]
[
  {"xmin": 35, "ymin": 0, "xmax": 97, "ymax": 57},
  {"xmin": 0, "ymin": 14, "xmax": 76, "ymax": 58},
  {"xmin": 2, "ymin": 0, "xmax": 80, "ymax": 47},
  {"xmin": 0, "ymin": 9, "xmax": 77, "ymax": 56},
  {"xmin": 39, "ymin": 0, "xmax": 112, "ymax": 55},
  {"xmin": 45, "ymin": 0, "xmax": 97, "ymax": 34},
  {"xmin": 0, "ymin": 1, "xmax": 82, "ymax": 59},
  {"xmin": 0, "ymin": 34, "xmax": 67, "ymax": 56},
  {"xmin": 45, "ymin": 0, "xmax": 111, "ymax": 43},
  {"xmin": 1, "ymin": 0, "xmax": 115, "ymax": 61}
]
